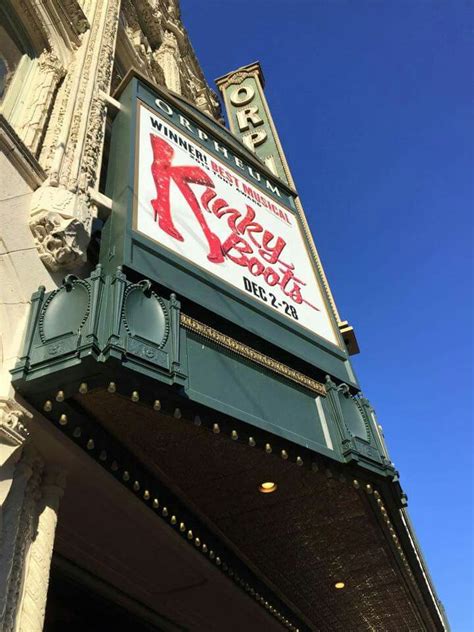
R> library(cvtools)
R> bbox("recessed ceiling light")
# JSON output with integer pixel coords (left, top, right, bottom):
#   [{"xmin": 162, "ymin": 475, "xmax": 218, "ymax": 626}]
[
  {"xmin": 334, "ymin": 582, "xmax": 345, "ymax": 590},
  {"xmin": 259, "ymin": 481, "xmax": 277, "ymax": 493}
]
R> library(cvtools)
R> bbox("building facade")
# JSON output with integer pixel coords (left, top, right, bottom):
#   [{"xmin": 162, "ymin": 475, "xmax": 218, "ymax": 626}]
[{"xmin": 0, "ymin": 1, "xmax": 448, "ymax": 630}]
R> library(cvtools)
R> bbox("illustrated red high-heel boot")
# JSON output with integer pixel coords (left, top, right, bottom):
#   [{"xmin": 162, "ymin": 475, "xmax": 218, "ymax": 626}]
[{"xmin": 149, "ymin": 134, "xmax": 224, "ymax": 263}]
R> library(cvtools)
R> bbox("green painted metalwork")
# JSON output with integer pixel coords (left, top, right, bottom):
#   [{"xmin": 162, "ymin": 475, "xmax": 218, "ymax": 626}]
[
  {"xmin": 100, "ymin": 74, "xmax": 357, "ymax": 387},
  {"xmin": 220, "ymin": 73, "xmax": 289, "ymax": 185},
  {"xmin": 12, "ymin": 265, "xmax": 395, "ymax": 478},
  {"xmin": 10, "ymin": 73, "xmax": 399, "ymax": 480}
]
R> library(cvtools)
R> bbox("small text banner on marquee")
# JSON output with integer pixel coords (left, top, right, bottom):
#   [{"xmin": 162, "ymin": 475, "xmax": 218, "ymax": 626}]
[{"xmin": 134, "ymin": 100, "xmax": 337, "ymax": 345}]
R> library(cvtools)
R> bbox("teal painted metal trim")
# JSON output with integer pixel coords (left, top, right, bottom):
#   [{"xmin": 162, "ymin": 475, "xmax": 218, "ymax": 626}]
[
  {"xmin": 186, "ymin": 386, "xmax": 338, "ymax": 460},
  {"xmin": 125, "ymin": 230, "xmax": 350, "ymax": 379},
  {"xmin": 12, "ymin": 266, "xmax": 391, "ymax": 478},
  {"xmin": 184, "ymin": 331, "xmax": 338, "ymax": 458}
]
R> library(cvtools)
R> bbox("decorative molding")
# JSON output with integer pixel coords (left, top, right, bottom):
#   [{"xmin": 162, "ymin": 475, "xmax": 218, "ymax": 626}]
[
  {"xmin": 38, "ymin": 275, "xmax": 91, "ymax": 343},
  {"xmin": 0, "ymin": 116, "xmax": 46, "ymax": 190},
  {"xmin": 120, "ymin": 0, "xmax": 221, "ymax": 120},
  {"xmin": 121, "ymin": 280, "xmax": 170, "ymax": 348},
  {"xmin": 59, "ymin": 0, "xmax": 119, "ymax": 192},
  {"xmin": 55, "ymin": 0, "xmax": 90, "ymax": 36},
  {"xmin": 217, "ymin": 70, "xmax": 252, "ymax": 91},
  {"xmin": 17, "ymin": 0, "xmax": 88, "ymax": 51},
  {"xmin": 215, "ymin": 62, "xmax": 264, "ymax": 92},
  {"xmin": 15, "ymin": 52, "xmax": 66, "ymax": 156},
  {"xmin": 77, "ymin": 0, "xmax": 121, "ymax": 195},
  {"xmin": 39, "ymin": 64, "xmax": 76, "ymax": 175},
  {"xmin": 30, "ymin": 0, "xmax": 120, "ymax": 270},
  {"xmin": 352, "ymin": 395, "xmax": 373, "ymax": 444},
  {"xmin": 180, "ymin": 313, "xmax": 326, "ymax": 397}
]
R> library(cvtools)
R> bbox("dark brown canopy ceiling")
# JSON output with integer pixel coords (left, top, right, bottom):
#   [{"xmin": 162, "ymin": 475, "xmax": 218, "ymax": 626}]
[{"xmin": 67, "ymin": 387, "xmax": 440, "ymax": 631}]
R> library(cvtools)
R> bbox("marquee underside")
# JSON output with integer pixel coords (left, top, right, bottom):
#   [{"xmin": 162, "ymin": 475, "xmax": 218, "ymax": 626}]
[{"xmin": 25, "ymin": 383, "xmax": 439, "ymax": 632}]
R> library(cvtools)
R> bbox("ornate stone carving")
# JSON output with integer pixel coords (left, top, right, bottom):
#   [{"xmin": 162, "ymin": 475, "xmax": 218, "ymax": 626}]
[
  {"xmin": 59, "ymin": 0, "xmax": 120, "ymax": 193},
  {"xmin": 0, "ymin": 401, "xmax": 30, "ymax": 449},
  {"xmin": 58, "ymin": 0, "xmax": 90, "ymax": 35},
  {"xmin": 120, "ymin": 1, "xmax": 166, "ymax": 86},
  {"xmin": 29, "ymin": 187, "xmax": 91, "ymax": 271},
  {"xmin": 30, "ymin": 0, "xmax": 120, "ymax": 269},
  {"xmin": 37, "ymin": 50, "xmax": 65, "ymax": 79},
  {"xmin": 77, "ymin": 0, "xmax": 121, "ymax": 195},
  {"xmin": 39, "ymin": 66, "xmax": 76, "ymax": 175},
  {"xmin": 29, "ymin": 0, "xmax": 220, "ymax": 271},
  {"xmin": 130, "ymin": 0, "xmax": 164, "ymax": 50},
  {"xmin": 18, "ymin": 0, "xmax": 88, "ymax": 48},
  {"xmin": 155, "ymin": 30, "xmax": 181, "ymax": 94},
  {"xmin": 218, "ymin": 70, "xmax": 250, "ymax": 90},
  {"xmin": 195, "ymin": 91, "xmax": 208, "ymax": 111},
  {"xmin": 193, "ymin": 88, "xmax": 222, "ymax": 119},
  {"xmin": 29, "ymin": 212, "xmax": 89, "ymax": 271},
  {"xmin": 119, "ymin": 0, "xmax": 221, "ymax": 119}
]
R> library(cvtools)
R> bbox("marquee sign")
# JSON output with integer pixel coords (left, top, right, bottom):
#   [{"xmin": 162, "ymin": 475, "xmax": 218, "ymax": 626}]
[
  {"xmin": 134, "ymin": 100, "xmax": 338, "ymax": 345},
  {"xmin": 216, "ymin": 62, "xmax": 290, "ymax": 185}
]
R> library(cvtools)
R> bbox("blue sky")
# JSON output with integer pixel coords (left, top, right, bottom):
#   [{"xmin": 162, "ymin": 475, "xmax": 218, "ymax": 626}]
[{"xmin": 181, "ymin": 1, "xmax": 473, "ymax": 629}]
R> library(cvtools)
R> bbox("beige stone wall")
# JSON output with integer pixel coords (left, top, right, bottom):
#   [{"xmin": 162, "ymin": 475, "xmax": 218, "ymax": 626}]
[
  {"xmin": 0, "ymin": 2, "xmax": 219, "ymax": 628},
  {"xmin": 0, "ymin": 146, "xmax": 56, "ymax": 395}
]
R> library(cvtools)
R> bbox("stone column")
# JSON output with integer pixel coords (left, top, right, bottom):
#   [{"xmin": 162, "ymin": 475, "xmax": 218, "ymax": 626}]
[
  {"xmin": 0, "ymin": 400, "xmax": 34, "ymax": 632},
  {"xmin": 0, "ymin": 400, "xmax": 66, "ymax": 632},
  {"xmin": 15, "ymin": 471, "xmax": 66, "ymax": 632},
  {"xmin": 2, "ymin": 450, "xmax": 43, "ymax": 632}
]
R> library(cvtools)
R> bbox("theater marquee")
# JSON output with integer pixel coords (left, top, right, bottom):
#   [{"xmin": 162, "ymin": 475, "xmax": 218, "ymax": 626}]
[{"xmin": 134, "ymin": 101, "xmax": 337, "ymax": 344}]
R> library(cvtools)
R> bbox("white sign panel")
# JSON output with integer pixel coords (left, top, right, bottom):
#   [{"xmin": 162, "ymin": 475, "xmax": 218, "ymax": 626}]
[{"xmin": 135, "ymin": 101, "xmax": 337, "ymax": 344}]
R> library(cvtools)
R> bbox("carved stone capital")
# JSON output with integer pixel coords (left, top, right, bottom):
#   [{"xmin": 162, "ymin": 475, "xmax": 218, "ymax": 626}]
[
  {"xmin": 13, "ymin": 446, "xmax": 44, "ymax": 498},
  {"xmin": 0, "ymin": 401, "xmax": 31, "ymax": 449},
  {"xmin": 37, "ymin": 50, "xmax": 66, "ymax": 80},
  {"xmin": 29, "ymin": 186, "xmax": 91, "ymax": 271}
]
